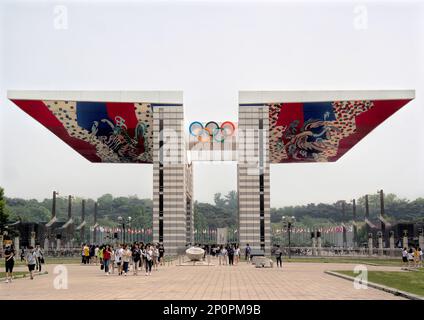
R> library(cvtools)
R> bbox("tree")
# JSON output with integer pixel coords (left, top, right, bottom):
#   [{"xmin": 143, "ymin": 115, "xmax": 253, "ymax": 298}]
[{"xmin": 0, "ymin": 187, "xmax": 9, "ymax": 232}]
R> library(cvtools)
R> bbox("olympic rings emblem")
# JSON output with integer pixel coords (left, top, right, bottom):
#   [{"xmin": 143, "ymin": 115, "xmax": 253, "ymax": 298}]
[{"xmin": 189, "ymin": 121, "xmax": 236, "ymax": 142}]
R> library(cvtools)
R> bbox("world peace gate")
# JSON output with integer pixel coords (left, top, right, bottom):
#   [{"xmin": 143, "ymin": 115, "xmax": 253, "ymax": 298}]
[{"xmin": 8, "ymin": 90, "xmax": 414, "ymax": 254}]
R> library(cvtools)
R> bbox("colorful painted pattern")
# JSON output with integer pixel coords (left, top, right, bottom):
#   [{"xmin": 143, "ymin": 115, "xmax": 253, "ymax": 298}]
[
  {"xmin": 11, "ymin": 99, "xmax": 154, "ymax": 163},
  {"xmin": 268, "ymin": 99, "xmax": 411, "ymax": 163}
]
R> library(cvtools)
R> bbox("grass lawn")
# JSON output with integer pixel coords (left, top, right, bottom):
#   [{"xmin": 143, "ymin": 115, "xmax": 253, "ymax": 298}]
[
  {"xmin": 335, "ymin": 269, "xmax": 424, "ymax": 297},
  {"xmin": 0, "ymin": 271, "xmax": 28, "ymax": 278},
  {"xmin": 0, "ymin": 257, "xmax": 82, "ymax": 267}
]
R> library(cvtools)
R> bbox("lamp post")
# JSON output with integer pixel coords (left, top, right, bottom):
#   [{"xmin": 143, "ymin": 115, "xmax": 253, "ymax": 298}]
[
  {"xmin": 282, "ymin": 216, "xmax": 296, "ymax": 259},
  {"xmin": 117, "ymin": 216, "xmax": 132, "ymax": 243}
]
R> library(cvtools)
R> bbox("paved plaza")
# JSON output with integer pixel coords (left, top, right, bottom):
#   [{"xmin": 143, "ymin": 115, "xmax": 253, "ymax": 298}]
[{"xmin": 1, "ymin": 260, "xmax": 406, "ymax": 300}]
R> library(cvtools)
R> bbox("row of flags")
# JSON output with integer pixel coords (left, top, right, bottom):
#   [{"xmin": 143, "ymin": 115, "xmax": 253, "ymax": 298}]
[
  {"xmin": 89, "ymin": 227, "xmax": 153, "ymax": 235},
  {"xmin": 194, "ymin": 229, "xmax": 238, "ymax": 234},
  {"xmin": 272, "ymin": 225, "xmax": 354, "ymax": 234}
]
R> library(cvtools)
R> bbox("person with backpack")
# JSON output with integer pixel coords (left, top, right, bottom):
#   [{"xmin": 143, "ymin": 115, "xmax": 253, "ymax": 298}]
[
  {"xmin": 245, "ymin": 244, "xmax": 251, "ymax": 262},
  {"xmin": 25, "ymin": 246, "xmax": 37, "ymax": 280},
  {"xmin": 228, "ymin": 245, "xmax": 235, "ymax": 266}
]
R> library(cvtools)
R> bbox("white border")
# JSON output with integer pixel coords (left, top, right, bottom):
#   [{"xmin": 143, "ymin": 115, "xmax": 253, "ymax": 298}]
[
  {"xmin": 7, "ymin": 90, "xmax": 183, "ymax": 104},
  {"xmin": 239, "ymin": 90, "xmax": 415, "ymax": 104}
]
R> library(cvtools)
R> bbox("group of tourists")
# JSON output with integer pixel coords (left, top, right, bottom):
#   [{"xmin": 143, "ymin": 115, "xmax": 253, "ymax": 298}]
[
  {"xmin": 81, "ymin": 242, "xmax": 165, "ymax": 276},
  {"xmin": 3, "ymin": 244, "xmax": 45, "ymax": 283},
  {"xmin": 401, "ymin": 247, "xmax": 423, "ymax": 268},
  {"xmin": 199, "ymin": 243, "xmax": 244, "ymax": 265}
]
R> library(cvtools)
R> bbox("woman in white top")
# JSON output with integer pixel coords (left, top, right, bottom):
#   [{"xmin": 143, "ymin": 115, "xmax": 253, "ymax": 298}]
[
  {"xmin": 144, "ymin": 246, "xmax": 154, "ymax": 276},
  {"xmin": 122, "ymin": 245, "xmax": 132, "ymax": 276},
  {"xmin": 234, "ymin": 246, "xmax": 240, "ymax": 265}
]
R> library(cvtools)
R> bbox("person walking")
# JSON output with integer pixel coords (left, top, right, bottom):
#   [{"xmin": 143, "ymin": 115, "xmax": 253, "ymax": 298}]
[
  {"xmin": 102, "ymin": 245, "xmax": 112, "ymax": 275},
  {"xmin": 402, "ymin": 247, "xmax": 408, "ymax": 266},
  {"xmin": 228, "ymin": 245, "xmax": 235, "ymax": 266},
  {"xmin": 158, "ymin": 244, "xmax": 165, "ymax": 266},
  {"xmin": 132, "ymin": 244, "xmax": 141, "ymax": 276},
  {"xmin": 115, "ymin": 244, "xmax": 124, "ymax": 275},
  {"xmin": 122, "ymin": 245, "xmax": 131, "ymax": 276},
  {"xmin": 110, "ymin": 247, "xmax": 116, "ymax": 274},
  {"xmin": 152, "ymin": 245, "xmax": 159, "ymax": 271},
  {"xmin": 83, "ymin": 244, "xmax": 90, "ymax": 265},
  {"xmin": 143, "ymin": 245, "xmax": 153, "ymax": 276},
  {"xmin": 20, "ymin": 248, "xmax": 25, "ymax": 262},
  {"xmin": 245, "ymin": 243, "xmax": 251, "ymax": 262},
  {"xmin": 414, "ymin": 247, "xmax": 420, "ymax": 268},
  {"xmin": 25, "ymin": 246, "xmax": 37, "ymax": 280},
  {"xmin": 234, "ymin": 245, "xmax": 240, "ymax": 265},
  {"xmin": 407, "ymin": 248, "xmax": 414, "ymax": 268},
  {"xmin": 275, "ymin": 245, "xmax": 283, "ymax": 268},
  {"xmin": 94, "ymin": 245, "xmax": 100, "ymax": 265},
  {"xmin": 34, "ymin": 245, "xmax": 44, "ymax": 272},
  {"xmin": 4, "ymin": 244, "xmax": 15, "ymax": 283}
]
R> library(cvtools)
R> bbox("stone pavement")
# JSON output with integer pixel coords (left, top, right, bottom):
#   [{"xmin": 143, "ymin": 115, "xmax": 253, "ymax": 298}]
[{"xmin": 0, "ymin": 260, "xmax": 406, "ymax": 300}]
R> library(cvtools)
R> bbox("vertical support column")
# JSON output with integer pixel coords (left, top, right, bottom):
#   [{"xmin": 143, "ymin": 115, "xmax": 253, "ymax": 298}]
[
  {"xmin": 317, "ymin": 231, "xmax": 322, "ymax": 256},
  {"xmin": 81, "ymin": 200, "xmax": 86, "ymax": 244},
  {"xmin": 93, "ymin": 202, "xmax": 98, "ymax": 244},
  {"xmin": 403, "ymin": 230, "xmax": 408, "ymax": 249},
  {"xmin": 377, "ymin": 232, "xmax": 383, "ymax": 256},
  {"xmin": 14, "ymin": 236, "xmax": 20, "ymax": 254},
  {"xmin": 352, "ymin": 199, "xmax": 357, "ymax": 248},
  {"xmin": 30, "ymin": 231, "xmax": 36, "ymax": 248},
  {"xmin": 153, "ymin": 104, "xmax": 187, "ymax": 255},
  {"xmin": 311, "ymin": 232, "xmax": 316, "ymax": 256},
  {"xmin": 368, "ymin": 233, "xmax": 373, "ymax": 255},
  {"xmin": 419, "ymin": 229, "xmax": 424, "ymax": 251},
  {"xmin": 238, "ymin": 105, "xmax": 270, "ymax": 255},
  {"xmin": 389, "ymin": 231, "xmax": 395, "ymax": 257}
]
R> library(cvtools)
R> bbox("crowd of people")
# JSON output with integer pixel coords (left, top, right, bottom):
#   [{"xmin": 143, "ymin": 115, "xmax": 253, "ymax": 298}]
[
  {"xmin": 80, "ymin": 242, "xmax": 165, "ymax": 276},
  {"xmin": 401, "ymin": 247, "xmax": 423, "ymax": 268}
]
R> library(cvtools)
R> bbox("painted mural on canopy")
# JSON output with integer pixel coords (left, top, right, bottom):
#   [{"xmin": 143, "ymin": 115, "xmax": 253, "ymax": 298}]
[
  {"xmin": 268, "ymin": 99, "xmax": 411, "ymax": 163},
  {"xmin": 11, "ymin": 99, "xmax": 153, "ymax": 163}
]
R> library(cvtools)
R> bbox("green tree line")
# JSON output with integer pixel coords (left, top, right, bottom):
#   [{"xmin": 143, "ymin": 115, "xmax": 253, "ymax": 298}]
[{"xmin": 2, "ymin": 187, "xmax": 423, "ymax": 231}]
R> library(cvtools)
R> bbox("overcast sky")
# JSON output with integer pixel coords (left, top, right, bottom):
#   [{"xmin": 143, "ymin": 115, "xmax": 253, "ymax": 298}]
[{"xmin": 0, "ymin": 0, "xmax": 423, "ymax": 207}]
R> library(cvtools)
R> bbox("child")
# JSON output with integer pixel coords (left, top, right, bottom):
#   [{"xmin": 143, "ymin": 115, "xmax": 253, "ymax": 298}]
[{"xmin": 26, "ymin": 246, "xmax": 37, "ymax": 280}]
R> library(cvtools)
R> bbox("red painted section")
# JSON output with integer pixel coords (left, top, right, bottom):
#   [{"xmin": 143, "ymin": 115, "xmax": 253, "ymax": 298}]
[
  {"xmin": 329, "ymin": 99, "xmax": 411, "ymax": 161},
  {"xmin": 105, "ymin": 102, "xmax": 138, "ymax": 137},
  {"xmin": 11, "ymin": 99, "xmax": 101, "ymax": 162}
]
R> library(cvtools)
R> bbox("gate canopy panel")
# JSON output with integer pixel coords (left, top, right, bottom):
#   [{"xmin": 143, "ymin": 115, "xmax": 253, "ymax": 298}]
[
  {"xmin": 8, "ymin": 90, "xmax": 183, "ymax": 163},
  {"xmin": 239, "ymin": 90, "xmax": 414, "ymax": 163}
]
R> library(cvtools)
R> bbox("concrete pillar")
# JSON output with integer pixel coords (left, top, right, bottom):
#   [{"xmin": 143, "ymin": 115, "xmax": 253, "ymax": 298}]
[
  {"xmin": 14, "ymin": 236, "xmax": 20, "ymax": 253},
  {"xmin": 403, "ymin": 236, "xmax": 408, "ymax": 249},
  {"xmin": 389, "ymin": 231, "xmax": 395, "ymax": 257},
  {"xmin": 378, "ymin": 232, "xmax": 384, "ymax": 256},
  {"xmin": 317, "ymin": 234, "xmax": 322, "ymax": 256},
  {"xmin": 312, "ymin": 236, "xmax": 316, "ymax": 256},
  {"xmin": 419, "ymin": 235, "xmax": 424, "ymax": 250},
  {"xmin": 237, "ymin": 106, "xmax": 270, "ymax": 255},
  {"xmin": 30, "ymin": 231, "xmax": 36, "ymax": 248},
  {"xmin": 44, "ymin": 238, "xmax": 49, "ymax": 252},
  {"xmin": 56, "ymin": 238, "xmax": 61, "ymax": 251},
  {"xmin": 368, "ymin": 233, "xmax": 373, "ymax": 256}
]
